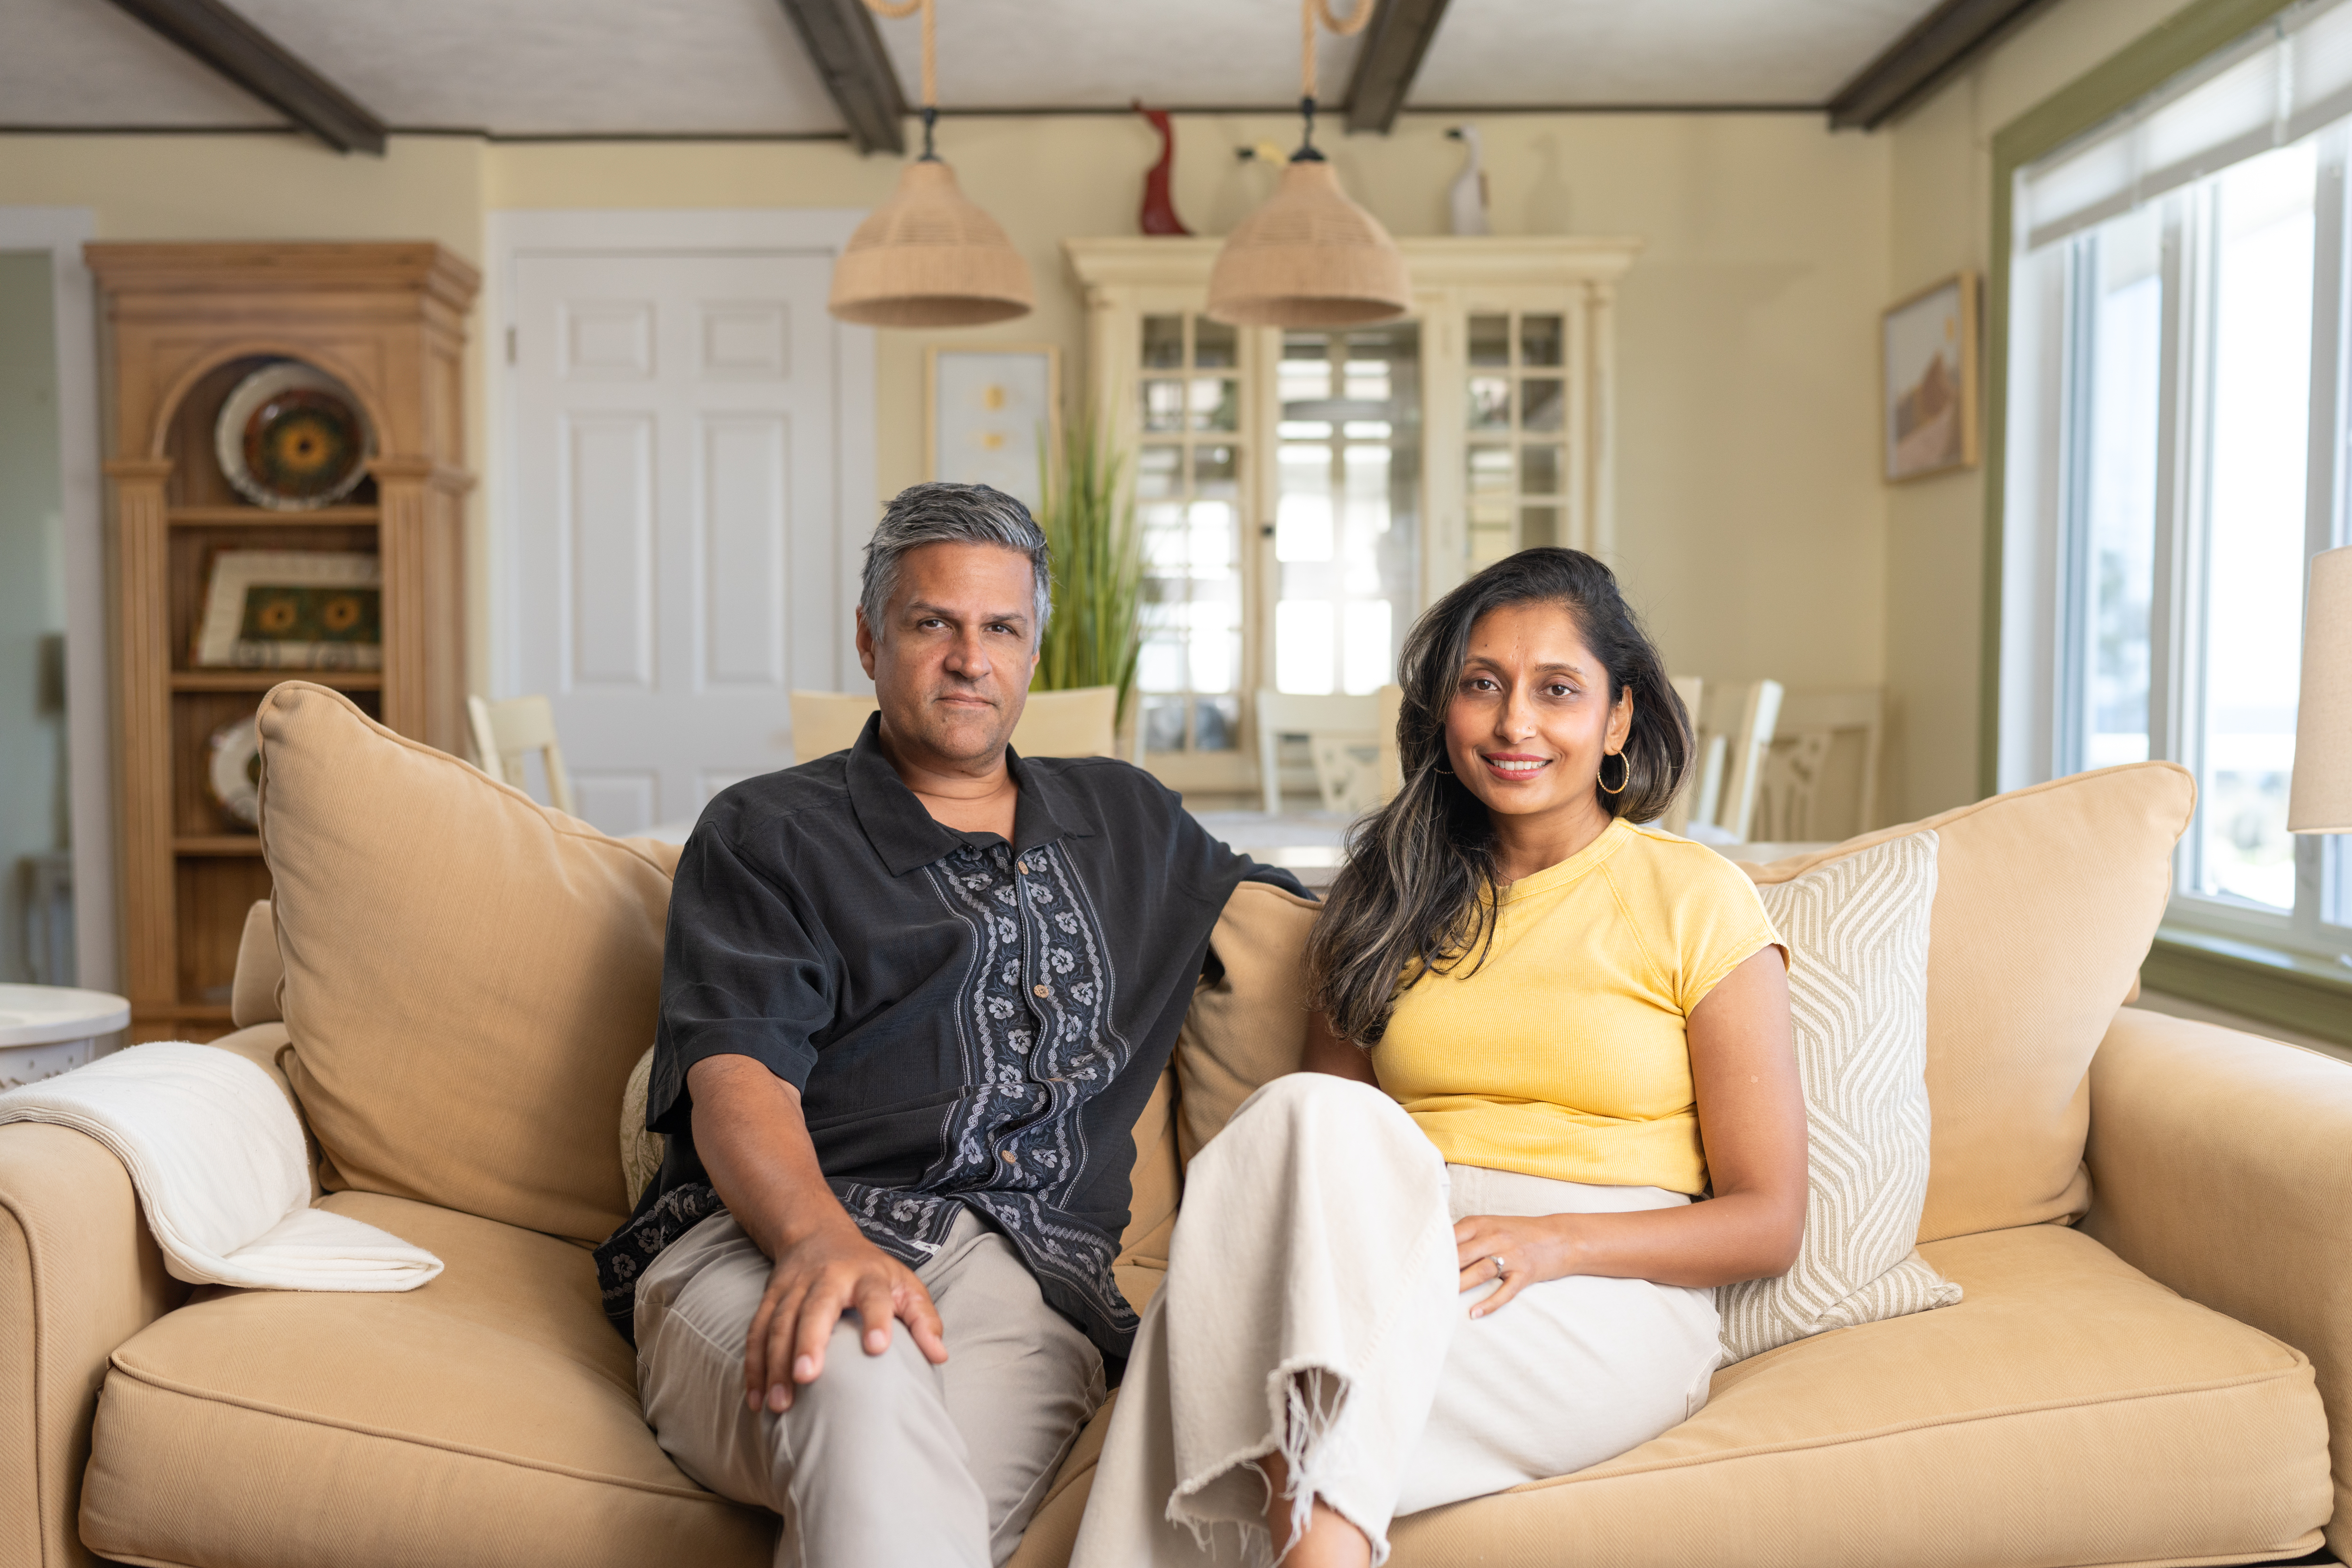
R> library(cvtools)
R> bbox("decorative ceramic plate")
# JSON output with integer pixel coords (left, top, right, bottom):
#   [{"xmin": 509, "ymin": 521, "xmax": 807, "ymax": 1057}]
[
  {"xmin": 207, "ymin": 715, "xmax": 262, "ymax": 829},
  {"xmin": 214, "ymin": 362, "xmax": 374, "ymax": 511}
]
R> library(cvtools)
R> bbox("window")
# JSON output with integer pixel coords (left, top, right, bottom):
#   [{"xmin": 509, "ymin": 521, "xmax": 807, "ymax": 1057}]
[{"xmin": 2010, "ymin": 6, "xmax": 2352, "ymax": 961}]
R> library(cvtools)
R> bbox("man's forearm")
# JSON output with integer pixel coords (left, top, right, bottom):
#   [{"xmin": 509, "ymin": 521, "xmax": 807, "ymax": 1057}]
[{"xmin": 685, "ymin": 1055, "xmax": 858, "ymax": 1260}]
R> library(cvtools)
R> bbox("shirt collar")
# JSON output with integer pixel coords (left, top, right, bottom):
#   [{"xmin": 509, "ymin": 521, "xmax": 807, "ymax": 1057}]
[{"xmin": 845, "ymin": 711, "xmax": 1091, "ymax": 876}]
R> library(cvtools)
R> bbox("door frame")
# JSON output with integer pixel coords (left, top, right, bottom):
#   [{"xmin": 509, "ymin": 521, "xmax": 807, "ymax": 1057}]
[
  {"xmin": 0, "ymin": 207, "xmax": 112, "ymax": 996},
  {"xmin": 484, "ymin": 208, "xmax": 876, "ymax": 708}
]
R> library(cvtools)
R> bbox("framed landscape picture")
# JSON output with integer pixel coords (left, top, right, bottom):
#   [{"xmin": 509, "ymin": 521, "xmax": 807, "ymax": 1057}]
[
  {"xmin": 1883, "ymin": 272, "xmax": 1979, "ymax": 483},
  {"xmin": 928, "ymin": 345, "xmax": 1059, "ymax": 511}
]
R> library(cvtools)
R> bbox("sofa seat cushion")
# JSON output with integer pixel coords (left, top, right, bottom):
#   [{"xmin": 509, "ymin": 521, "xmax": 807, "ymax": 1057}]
[
  {"xmin": 79, "ymin": 1194, "xmax": 771, "ymax": 1568},
  {"xmin": 1020, "ymin": 1225, "xmax": 2330, "ymax": 1568},
  {"xmin": 1383, "ymin": 1224, "xmax": 2330, "ymax": 1567}
]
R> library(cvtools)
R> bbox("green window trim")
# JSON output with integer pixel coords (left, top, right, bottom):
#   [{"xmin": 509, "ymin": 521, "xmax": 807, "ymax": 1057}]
[
  {"xmin": 1980, "ymin": 0, "xmax": 2342, "ymax": 1047},
  {"xmin": 2143, "ymin": 928, "xmax": 2352, "ymax": 1047}
]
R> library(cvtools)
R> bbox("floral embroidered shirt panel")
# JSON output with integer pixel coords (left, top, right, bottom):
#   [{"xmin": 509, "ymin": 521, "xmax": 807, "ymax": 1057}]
[{"xmin": 592, "ymin": 714, "xmax": 1305, "ymax": 1360}]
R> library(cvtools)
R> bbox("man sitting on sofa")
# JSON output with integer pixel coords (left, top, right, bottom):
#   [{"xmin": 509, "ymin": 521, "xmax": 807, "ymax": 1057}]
[{"xmin": 593, "ymin": 481, "xmax": 1303, "ymax": 1568}]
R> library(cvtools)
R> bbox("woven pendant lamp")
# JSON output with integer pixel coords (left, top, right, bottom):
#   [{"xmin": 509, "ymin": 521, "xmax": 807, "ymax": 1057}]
[
  {"xmin": 827, "ymin": 0, "xmax": 1033, "ymax": 328},
  {"xmin": 1207, "ymin": 0, "xmax": 1409, "ymax": 328}
]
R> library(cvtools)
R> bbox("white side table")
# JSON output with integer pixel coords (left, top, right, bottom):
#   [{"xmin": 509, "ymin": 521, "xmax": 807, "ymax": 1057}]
[{"xmin": 0, "ymin": 984, "xmax": 132, "ymax": 1090}]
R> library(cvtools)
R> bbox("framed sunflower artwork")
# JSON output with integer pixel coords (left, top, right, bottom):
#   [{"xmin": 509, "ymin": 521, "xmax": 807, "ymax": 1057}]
[{"xmin": 193, "ymin": 550, "xmax": 384, "ymax": 670}]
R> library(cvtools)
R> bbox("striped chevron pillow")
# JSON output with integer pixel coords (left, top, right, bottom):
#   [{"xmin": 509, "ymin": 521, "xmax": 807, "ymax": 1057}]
[{"xmin": 1717, "ymin": 829, "xmax": 1961, "ymax": 1363}]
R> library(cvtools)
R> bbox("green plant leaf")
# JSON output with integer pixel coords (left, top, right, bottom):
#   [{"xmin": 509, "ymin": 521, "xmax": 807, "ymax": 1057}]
[{"xmin": 1033, "ymin": 411, "xmax": 1144, "ymax": 734}]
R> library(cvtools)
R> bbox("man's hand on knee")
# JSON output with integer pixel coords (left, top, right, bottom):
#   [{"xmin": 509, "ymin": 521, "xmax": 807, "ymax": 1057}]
[{"xmin": 743, "ymin": 1220, "xmax": 949, "ymax": 1414}]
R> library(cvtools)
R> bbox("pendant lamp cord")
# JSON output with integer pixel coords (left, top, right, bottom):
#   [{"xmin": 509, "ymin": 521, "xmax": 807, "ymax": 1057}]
[
  {"xmin": 860, "ymin": 0, "xmax": 941, "ymax": 159},
  {"xmin": 1295, "ymin": 0, "xmax": 1375, "ymax": 161}
]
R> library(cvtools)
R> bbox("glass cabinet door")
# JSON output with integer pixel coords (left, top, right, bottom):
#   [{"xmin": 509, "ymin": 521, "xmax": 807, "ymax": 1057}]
[
  {"xmin": 1463, "ymin": 310, "xmax": 1568, "ymax": 566},
  {"xmin": 1270, "ymin": 324, "xmax": 1422, "ymax": 695},
  {"xmin": 1135, "ymin": 313, "xmax": 1244, "ymax": 754}
]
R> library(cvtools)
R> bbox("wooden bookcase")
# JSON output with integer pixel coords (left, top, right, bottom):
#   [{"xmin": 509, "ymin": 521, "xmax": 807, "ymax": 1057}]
[{"xmin": 85, "ymin": 244, "xmax": 478, "ymax": 1042}]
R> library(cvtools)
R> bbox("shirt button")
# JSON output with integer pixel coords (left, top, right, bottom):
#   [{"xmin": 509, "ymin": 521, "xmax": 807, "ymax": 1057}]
[
  {"xmin": 1001, "ymin": 1150, "xmax": 1018, "ymax": 1164},
  {"xmin": 1032, "ymin": 983, "xmax": 1051, "ymax": 998},
  {"xmin": 1017, "ymin": 860, "xmax": 1030, "ymax": 875}
]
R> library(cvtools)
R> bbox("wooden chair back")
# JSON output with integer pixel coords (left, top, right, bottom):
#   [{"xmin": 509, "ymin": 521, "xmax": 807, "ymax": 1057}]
[
  {"xmin": 1012, "ymin": 686, "xmax": 1120, "ymax": 758},
  {"xmin": 788, "ymin": 691, "xmax": 880, "ymax": 765},
  {"xmin": 1255, "ymin": 691, "xmax": 1381, "ymax": 814},
  {"xmin": 1660, "ymin": 675, "xmax": 1704, "ymax": 835},
  {"xmin": 466, "ymin": 694, "xmax": 576, "ymax": 816},
  {"xmin": 1754, "ymin": 686, "xmax": 1886, "ymax": 841},
  {"xmin": 1695, "ymin": 679, "xmax": 1784, "ymax": 842}
]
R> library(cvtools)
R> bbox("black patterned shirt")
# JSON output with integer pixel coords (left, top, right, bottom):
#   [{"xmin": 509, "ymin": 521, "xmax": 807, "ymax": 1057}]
[{"xmin": 593, "ymin": 715, "xmax": 1303, "ymax": 1361}]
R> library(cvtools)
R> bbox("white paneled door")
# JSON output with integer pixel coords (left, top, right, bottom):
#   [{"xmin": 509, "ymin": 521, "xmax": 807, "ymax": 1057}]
[{"xmin": 511, "ymin": 252, "xmax": 840, "ymax": 836}]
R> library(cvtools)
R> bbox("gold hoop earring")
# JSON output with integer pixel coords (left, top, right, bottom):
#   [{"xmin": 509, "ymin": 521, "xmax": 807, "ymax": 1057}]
[{"xmin": 1598, "ymin": 751, "xmax": 1630, "ymax": 795}]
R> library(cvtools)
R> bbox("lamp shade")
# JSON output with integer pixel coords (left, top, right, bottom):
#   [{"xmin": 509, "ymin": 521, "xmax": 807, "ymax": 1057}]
[
  {"xmin": 828, "ymin": 159, "xmax": 1033, "ymax": 328},
  {"xmin": 1205, "ymin": 159, "xmax": 1412, "ymax": 328},
  {"xmin": 2290, "ymin": 543, "xmax": 2352, "ymax": 833}
]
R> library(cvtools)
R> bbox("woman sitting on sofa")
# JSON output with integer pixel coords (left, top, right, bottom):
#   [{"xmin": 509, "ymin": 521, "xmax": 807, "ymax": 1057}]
[{"xmin": 1072, "ymin": 548, "xmax": 1807, "ymax": 1568}]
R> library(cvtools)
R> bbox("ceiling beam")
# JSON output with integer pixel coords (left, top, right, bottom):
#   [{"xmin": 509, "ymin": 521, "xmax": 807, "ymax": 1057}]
[
  {"xmin": 101, "ymin": 0, "xmax": 386, "ymax": 154},
  {"xmin": 1343, "ymin": 0, "xmax": 1453, "ymax": 133},
  {"xmin": 776, "ymin": 0, "xmax": 909, "ymax": 156},
  {"xmin": 1827, "ymin": 0, "xmax": 2059, "ymax": 130}
]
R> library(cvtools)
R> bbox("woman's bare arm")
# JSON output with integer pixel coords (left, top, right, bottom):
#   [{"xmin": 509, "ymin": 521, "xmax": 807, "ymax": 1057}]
[
  {"xmin": 1300, "ymin": 1008, "xmax": 1381, "ymax": 1085},
  {"xmin": 1452, "ymin": 946, "xmax": 1806, "ymax": 1313}
]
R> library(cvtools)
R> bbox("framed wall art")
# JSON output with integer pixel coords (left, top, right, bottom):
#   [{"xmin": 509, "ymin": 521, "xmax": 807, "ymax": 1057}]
[
  {"xmin": 1882, "ymin": 271, "xmax": 1979, "ymax": 483},
  {"xmin": 927, "ymin": 345, "xmax": 1060, "ymax": 511},
  {"xmin": 193, "ymin": 549, "xmax": 383, "ymax": 670}
]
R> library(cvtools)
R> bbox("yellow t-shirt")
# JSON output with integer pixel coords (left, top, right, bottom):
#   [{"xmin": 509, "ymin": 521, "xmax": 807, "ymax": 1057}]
[{"xmin": 1369, "ymin": 817, "xmax": 1780, "ymax": 1195}]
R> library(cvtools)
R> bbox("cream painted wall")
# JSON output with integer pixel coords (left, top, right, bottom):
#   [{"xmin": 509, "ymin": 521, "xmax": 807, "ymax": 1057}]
[
  {"xmin": 1881, "ymin": 0, "xmax": 2197, "ymax": 819},
  {"xmin": 3, "ymin": 111, "xmax": 1889, "ymax": 788}
]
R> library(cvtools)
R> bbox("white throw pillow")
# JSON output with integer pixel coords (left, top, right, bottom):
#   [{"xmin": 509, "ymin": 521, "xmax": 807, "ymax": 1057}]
[{"xmin": 1716, "ymin": 829, "xmax": 1961, "ymax": 1363}]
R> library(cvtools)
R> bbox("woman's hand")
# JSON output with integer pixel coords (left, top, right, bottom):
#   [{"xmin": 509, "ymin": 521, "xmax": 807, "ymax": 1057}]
[{"xmin": 1454, "ymin": 1213, "xmax": 1586, "ymax": 1317}]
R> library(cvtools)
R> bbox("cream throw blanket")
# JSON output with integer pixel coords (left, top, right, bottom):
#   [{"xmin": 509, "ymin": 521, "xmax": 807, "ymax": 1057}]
[{"xmin": 0, "ymin": 1042, "xmax": 441, "ymax": 1291}]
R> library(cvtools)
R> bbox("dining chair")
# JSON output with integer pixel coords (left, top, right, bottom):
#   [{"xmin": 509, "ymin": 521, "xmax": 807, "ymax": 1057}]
[
  {"xmin": 1660, "ymin": 675, "xmax": 1705, "ymax": 834},
  {"xmin": 1753, "ymin": 686, "xmax": 1885, "ymax": 841},
  {"xmin": 788, "ymin": 691, "xmax": 881, "ymax": 765},
  {"xmin": 1694, "ymin": 678, "xmax": 1785, "ymax": 842},
  {"xmin": 1375, "ymin": 683, "xmax": 1404, "ymax": 804},
  {"xmin": 1010, "ymin": 686, "xmax": 1120, "ymax": 758},
  {"xmin": 1255, "ymin": 691, "xmax": 1382, "ymax": 814},
  {"xmin": 466, "ymin": 694, "xmax": 576, "ymax": 816}
]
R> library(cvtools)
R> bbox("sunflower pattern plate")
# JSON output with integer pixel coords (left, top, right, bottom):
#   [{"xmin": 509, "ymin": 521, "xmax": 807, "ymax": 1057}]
[{"xmin": 214, "ymin": 362, "xmax": 375, "ymax": 511}]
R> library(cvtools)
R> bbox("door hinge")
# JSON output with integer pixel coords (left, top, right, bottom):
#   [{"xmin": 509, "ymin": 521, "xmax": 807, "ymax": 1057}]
[{"xmin": 507, "ymin": 326, "xmax": 518, "ymax": 366}]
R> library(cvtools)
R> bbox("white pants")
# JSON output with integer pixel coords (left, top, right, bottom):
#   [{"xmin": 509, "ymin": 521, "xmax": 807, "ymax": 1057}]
[{"xmin": 1072, "ymin": 1074, "xmax": 1721, "ymax": 1567}]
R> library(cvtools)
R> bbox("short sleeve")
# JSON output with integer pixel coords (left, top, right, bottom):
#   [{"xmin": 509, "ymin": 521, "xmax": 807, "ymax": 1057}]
[
  {"xmin": 646, "ymin": 826, "xmax": 840, "ymax": 1134},
  {"xmin": 1666, "ymin": 843, "xmax": 1783, "ymax": 1016}
]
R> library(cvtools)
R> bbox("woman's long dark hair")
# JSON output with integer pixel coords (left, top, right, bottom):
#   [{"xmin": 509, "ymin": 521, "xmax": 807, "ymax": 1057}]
[{"xmin": 1306, "ymin": 548, "xmax": 1693, "ymax": 1047}]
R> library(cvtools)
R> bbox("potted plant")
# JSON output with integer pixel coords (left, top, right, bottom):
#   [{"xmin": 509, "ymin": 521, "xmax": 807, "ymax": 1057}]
[{"xmin": 1033, "ymin": 415, "xmax": 1144, "ymax": 740}]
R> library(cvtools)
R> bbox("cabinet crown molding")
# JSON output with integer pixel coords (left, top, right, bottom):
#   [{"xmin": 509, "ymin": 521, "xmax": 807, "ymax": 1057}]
[
  {"xmin": 1063, "ymin": 234, "xmax": 1643, "ymax": 293},
  {"xmin": 84, "ymin": 242, "xmax": 480, "ymax": 310}
]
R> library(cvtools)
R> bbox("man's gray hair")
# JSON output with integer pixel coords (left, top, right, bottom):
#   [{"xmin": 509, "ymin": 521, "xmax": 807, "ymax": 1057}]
[{"xmin": 859, "ymin": 482, "xmax": 1052, "ymax": 645}]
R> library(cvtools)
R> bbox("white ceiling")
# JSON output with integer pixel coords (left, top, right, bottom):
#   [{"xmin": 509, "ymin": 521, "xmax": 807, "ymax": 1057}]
[{"xmin": 0, "ymin": 0, "xmax": 1939, "ymax": 135}]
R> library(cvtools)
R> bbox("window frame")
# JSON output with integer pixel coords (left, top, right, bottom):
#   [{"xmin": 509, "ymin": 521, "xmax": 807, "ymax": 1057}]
[{"xmin": 1986, "ymin": 0, "xmax": 2352, "ymax": 1045}]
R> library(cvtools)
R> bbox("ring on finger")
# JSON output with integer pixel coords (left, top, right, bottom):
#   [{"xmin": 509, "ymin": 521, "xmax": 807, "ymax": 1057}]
[{"xmin": 1492, "ymin": 1254, "xmax": 1509, "ymax": 1281}]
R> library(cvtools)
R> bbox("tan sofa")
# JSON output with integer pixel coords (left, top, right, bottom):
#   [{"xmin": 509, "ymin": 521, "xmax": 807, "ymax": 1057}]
[{"xmin": 2, "ymin": 683, "xmax": 2344, "ymax": 1568}]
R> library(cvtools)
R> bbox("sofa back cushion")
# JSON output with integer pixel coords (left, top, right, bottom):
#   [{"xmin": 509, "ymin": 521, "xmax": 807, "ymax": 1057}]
[
  {"xmin": 1173, "ymin": 881, "xmax": 1324, "ymax": 1168},
  {"xmin": 1741, "ymin": 762, "xmax": 2193, "ymax": 1243},
  {"xmin": 256, "ymin": 683, "xmax": 682, "ymax": 1244}
]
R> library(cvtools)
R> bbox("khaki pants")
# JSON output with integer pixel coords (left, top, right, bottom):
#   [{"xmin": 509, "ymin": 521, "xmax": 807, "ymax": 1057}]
[{"xmin": 636, "ymin": 1209, "xmax": 1105, "ymax": 1568}]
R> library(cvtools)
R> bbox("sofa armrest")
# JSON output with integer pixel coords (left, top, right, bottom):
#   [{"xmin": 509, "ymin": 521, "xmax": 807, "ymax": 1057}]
[
  {"xmin": 2083, "ymin": 1006, "xmax": 2352, "ymax": 1557},
  {"xmin": 0, "ymin": 1125, "xmax": 186, "ymax": 1568},
  {"xmin": 0, "ymin": 1025, "xmax": 305, "ymax": 1567}
]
